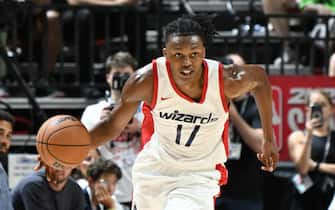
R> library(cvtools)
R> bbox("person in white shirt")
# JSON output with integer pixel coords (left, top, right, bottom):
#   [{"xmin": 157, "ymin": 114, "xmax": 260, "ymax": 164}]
[{"xmin": 81, "ymin": 51, "xmax": 141, "ymax": 210}]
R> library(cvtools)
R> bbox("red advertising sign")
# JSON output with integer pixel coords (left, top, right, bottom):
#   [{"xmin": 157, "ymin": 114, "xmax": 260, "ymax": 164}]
[{"xmin": 270, "ymin": 76, "xmax": 335, "ymax": 161}]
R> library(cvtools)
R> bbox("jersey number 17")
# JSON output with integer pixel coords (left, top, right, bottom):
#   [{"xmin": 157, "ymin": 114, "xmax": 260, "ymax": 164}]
[{"xmin": 175, "ymin": 124, "xmax": 200, "ymax": 146}]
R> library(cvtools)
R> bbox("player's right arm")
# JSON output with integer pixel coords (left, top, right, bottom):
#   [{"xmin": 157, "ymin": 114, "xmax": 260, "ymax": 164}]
[{"xmin": 89, "ymin": 64, "xmax": 153, "ymax": 148}]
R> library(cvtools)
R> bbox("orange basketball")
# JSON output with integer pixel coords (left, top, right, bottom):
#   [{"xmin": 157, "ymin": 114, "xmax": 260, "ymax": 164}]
[{"xmin": 36, "ymin": 115, "xmax": 91, "ymax": 169}]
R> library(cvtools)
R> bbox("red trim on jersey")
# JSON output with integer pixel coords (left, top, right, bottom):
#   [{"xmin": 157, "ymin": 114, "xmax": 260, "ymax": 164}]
[
  {"xmin": 222, "ymin": 120, "xmax": 229, "ymax": 158},
  {"xmin": 141, "ymin": 103, "xmax": 154, "ymax": 148},
  {"xmin": 213, "ymin": 196, "xmax": 216, "ymax": 210},
  {"xmin": 165, "ymin": 59, "xmax": 208, "ymax": 104},
  {"xmin": 218, "ymin": 63, "xmax": 229, "ymax": 112},
  {"xmin": 150, "ymin": 59, "xmax": 159, "ymax": 109},
  {"xmin": 215, "ymin": 163, "xmax": 228, "ymax": 186},
  {"xmin": 140, "ymin": 59, "xmax": 158, "ymax": 148}
]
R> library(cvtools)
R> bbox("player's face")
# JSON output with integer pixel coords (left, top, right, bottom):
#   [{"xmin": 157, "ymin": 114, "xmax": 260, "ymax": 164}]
[
  {"xmin": 0, "ymin": 120, "xmax": 13, "ymax": 155},
  {"xmin": 163, "ymin": 35, "xmax": 205, "ymax": 81}
]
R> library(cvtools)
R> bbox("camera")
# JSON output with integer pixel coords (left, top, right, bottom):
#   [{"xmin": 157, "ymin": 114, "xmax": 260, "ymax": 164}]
[
  {"xmin": 112, "ymin": 72, "xmax": 130, "ymax": 91},
  {"xmin": 310, "ymin": 104, "xmax": 323, "ymax": 127}
]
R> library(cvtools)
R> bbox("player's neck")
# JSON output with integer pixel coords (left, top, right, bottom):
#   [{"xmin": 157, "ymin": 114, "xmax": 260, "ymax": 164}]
[{"xmin": 173, "ymin": 67, "xmax": 204, "ymax": 100}]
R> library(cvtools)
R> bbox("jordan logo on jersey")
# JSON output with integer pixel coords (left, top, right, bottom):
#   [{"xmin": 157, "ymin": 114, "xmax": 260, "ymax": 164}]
[{"xmin": 159, "ymin": 110, "xmax": 219, "ymax": 124}]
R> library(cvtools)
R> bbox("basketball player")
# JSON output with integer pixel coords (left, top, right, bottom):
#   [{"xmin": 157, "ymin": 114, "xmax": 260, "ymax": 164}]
[{"xmin": 88, "ymin": 15, "xmax": 279, "ymax": 210}]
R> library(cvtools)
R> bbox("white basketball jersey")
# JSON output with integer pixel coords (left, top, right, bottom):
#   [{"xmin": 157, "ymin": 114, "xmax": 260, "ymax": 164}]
[{"xmin": 141, "ymin": 57, "xmax": 229, "ymax": 171}]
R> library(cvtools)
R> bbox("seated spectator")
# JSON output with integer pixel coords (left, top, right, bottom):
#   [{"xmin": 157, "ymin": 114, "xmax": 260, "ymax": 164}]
[
  {"xmin": 262, "ymin": 0, "xmax": 335, "ymax": 65},
  {"xmin": 17, "ymin": 0, "xmax": 62, "ymax": 96},
  {"xmin": 0, "ymin": 162, "xmax": 13, "ymax": 210},
  {"xmin": 0, "ymin": 110, "xmax": 14, "ymax": 210},
  {"xmin": 288, "ymin": 89, "xmax": 335, "ymax": 210},
  {"xmin": 71, "ymin": 148, "xmax": 101, "ymax": 189},
  {"xmin": 0, "ymin": 110, "xmax": 14, "ymax": 173},
  {"xmin": 11, "ymin": 161, "xmax": 85, "ymax": 210},
  {"xmin": 61, "ymin": 1, "xmax": 143, "ymax": 97},
  {"xmin": 84, "ymin": 157, "xmax": 123, "ymax": 210}
]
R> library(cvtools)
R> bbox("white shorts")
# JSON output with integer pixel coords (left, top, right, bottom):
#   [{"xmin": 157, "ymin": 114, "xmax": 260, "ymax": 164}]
[{"xmin": 132, "ymin": 147, "xmax": 223, "ymax": 210}]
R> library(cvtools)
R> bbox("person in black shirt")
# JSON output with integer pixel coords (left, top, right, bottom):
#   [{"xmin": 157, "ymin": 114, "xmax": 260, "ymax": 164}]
[
  {"xmin": 11, "ymin": 162, "xmax": 85, "ymax": 210},
  {"xmin": 288, "ymin": 89, "xmax": 335, "ymax": 210},
  {"xmin": 0, "ymin": 110, "xmax": 14, "ymax": 173},
  {"xmin": 216, "ymin": 54, "xmax": 265, "ymax": 210}
]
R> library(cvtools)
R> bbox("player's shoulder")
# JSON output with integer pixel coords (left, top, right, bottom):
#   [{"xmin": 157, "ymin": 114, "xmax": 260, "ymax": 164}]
[
  {"xmin": 129, "ymin": 62, "xmax": 153, "ymax": 87},
  {"xmin": 122, "ymin": 61, "xmax": 154, "ymax": 103}
]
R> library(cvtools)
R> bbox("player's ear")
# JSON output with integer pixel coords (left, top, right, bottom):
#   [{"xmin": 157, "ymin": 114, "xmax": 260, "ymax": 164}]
[{"xmin": 162, "ymin": 48, "xmax": 167, "ymax": 57}]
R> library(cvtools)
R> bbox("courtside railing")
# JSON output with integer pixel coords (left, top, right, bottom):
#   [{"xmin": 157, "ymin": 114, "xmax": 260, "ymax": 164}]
[{"xmin": 2, "ymin": 2, "xmax": 334, "ymax": 96}]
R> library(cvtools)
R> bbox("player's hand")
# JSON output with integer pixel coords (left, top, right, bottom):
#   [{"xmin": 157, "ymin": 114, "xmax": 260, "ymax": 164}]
[
  {"xmin": 33, "ymin": 155, "xmax": 43, "ymax": 171},
  {"xmin": 257, "ymin": 140, "xmax": 279, "ymax": 172}
]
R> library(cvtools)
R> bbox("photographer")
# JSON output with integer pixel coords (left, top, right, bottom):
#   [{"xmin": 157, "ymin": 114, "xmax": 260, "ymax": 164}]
[
  {"xmin": 81, "ymin": 51, "xmax": 141, "ymax": 210},
  {"xmin": 288, "ymin": 89, "xmax": 335, "ymax": 210}
]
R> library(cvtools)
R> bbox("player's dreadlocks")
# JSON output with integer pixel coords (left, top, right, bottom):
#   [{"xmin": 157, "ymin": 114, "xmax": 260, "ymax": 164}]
[{"xmin": 163, "ymin": 14, "xmax": 218, "ymax": 46}]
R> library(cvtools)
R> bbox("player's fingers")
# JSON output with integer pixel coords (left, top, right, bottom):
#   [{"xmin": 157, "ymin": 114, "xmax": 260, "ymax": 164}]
[
  {"xmin": 257, "ymin": 153, "xmax": 269, "ymax": 166},
  {"xmin": 33, "ymin": 160, "xmax": 42, "ymax": 171},
  {"xmin": 261, "ymin": 165, "xmax": 274, "ymax": 172},
  {"xmin": 264, "ymin": 156, "xmax": 276, "ymax": 172},
  {"xmin": 257, "ymin": 153, "xmax": 263, "ymax": 161},
  {"xmin": 257, "ymin": 153, "xmax": 275, "ymax": 172}
]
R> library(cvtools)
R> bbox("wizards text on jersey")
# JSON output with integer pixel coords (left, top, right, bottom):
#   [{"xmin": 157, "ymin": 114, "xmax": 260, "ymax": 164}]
[{"xmin": 159, "ymin": 110, "xmax": 219, "ymax": 124}]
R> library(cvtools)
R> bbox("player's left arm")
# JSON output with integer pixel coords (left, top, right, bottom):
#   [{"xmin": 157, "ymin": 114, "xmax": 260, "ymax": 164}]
[{"xmin": 223, "ymin": 64, "xmax": 279, "ymax": 172}]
